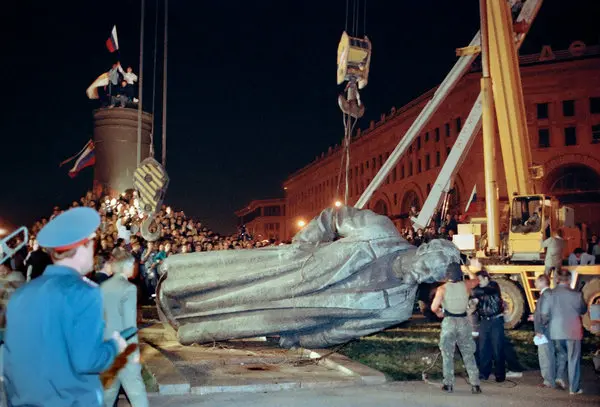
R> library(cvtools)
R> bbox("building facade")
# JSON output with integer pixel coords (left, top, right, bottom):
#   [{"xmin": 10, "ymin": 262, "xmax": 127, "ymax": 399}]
[
  {"xmin": 235, "ymin": 198, "xmax": 286, "ymax": 242},
  {"xmin": 283, "ymin": 44, "xmax": 600, "ymax": 240}
]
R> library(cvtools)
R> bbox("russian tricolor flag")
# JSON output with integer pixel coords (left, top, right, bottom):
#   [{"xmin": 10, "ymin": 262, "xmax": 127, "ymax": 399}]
[
  {"xmin": 60, "ymin": 140, "xmax": 96, "ymax": 178},
  {"xmin": 464, "ymin": 185, "xmax": 477, "ymax": 214},
  {"xmin": 106, "ymin": 26, "xmax": 119, "ymax": 53}
]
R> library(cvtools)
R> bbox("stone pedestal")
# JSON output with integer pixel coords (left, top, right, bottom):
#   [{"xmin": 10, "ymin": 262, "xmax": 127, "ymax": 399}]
[{"xmin": 93, "ymin": 108, "xmax": 153, "ymax": 196}]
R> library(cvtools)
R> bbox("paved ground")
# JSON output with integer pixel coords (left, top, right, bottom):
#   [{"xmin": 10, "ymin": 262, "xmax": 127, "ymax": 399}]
[{"xmin": 130, "ymin": 379, "xmax": 600, "ymax": 407}]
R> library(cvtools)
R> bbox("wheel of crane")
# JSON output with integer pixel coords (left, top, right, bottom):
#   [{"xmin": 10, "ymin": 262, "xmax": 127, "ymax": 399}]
[
  {"xmin": 582, "ymin": 278, "xmax": 600, "ymax": 335},
  {"xmin": 495, "ymin": 278, "xmax": 526, "ymax": 330}
]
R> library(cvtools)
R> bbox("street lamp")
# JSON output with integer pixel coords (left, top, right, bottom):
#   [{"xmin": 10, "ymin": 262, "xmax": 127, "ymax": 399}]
[
  {"xmin": 297, "ymin": 220, "xmax": 306, "ymax": 228},
  {"xmin": 334, "ymin": 201, "xmax": 342, "ymax": 208},
  {"xmin": 0, "ymin": 228, "xmax": 6, "ymax": 237}
]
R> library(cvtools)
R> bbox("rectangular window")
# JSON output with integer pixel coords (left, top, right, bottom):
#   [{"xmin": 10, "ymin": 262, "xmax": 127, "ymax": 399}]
[
  {"xmin": 409, "ymin": 145, "xmax": 413, "ymax": 154},
  {"xmin": 408, "ymin": 161, "xmax": 413, "ymax": 176},
  {"xmin": 537, "ymin": 103, "xmax": 549, "ymax": 119},
  {"xmin": 365, "ymin": 160, "xmax": 369, "ymax": 169},
  {"xmin": 400, "ymin": 165, "xmax": 405, "ymax": 179},
  {"xmin": 590, "ymin": 97, "xmax": 600, "ymax": 114},
  {"xmin": 417, "ymin": 159, "xmax": 422, "ymax": 173},
  {"xmin": 455, "ymin": 117, "xmax": 462, "ymax": 133},
  {"xmin": 592, "ymin": 124, "xmax": 600, "ymax": 144},
  {"xmin": 425, "ymin": 154, "xmax": 430, "ymax": 170},
  {"xmin": 392, "ymin": 167, "xmax": 397, "ymax": 182},
  {"xmin": 378, "ymin": 155, "xmax": 383, "ymax": 166},
  {"xmin": 394, "ymin": 193, "xmax": 398, "ymax": 206},
  {"xmin": 446, "ymin": 147, "xmax": 451, "ymax": 156},
  {"xmin": 436, "ymin": 151, "xmax": 441, "ymax": 167},
  {"xmin": 417, "ymin": 136, "xmax": 421, "ymax": 150},
  {"xmin": 445, "ymin": 122, "xmax": 451, "ymax": 137},
  {"xmin": 360, "ymin": 163, "xmax": 364, "ymax": 175},
  {"xmin": 435, "ymin": 128, "xmax": 440, "ymax": 142},
  {"xmin": 372, "ymin": 158, "xmax": 376, "ymax": 170},
  {"xmin": 538, "ymin": 128, "xmax": 550, "ymax": 148},
  {"xmin": 425, "ymin": 132, "xmax": 429, "ymax": 142},
  {"xmin": 564, "ymin": 126, "xmax": 577, "ymax": 146},
  {"xmin": 562, "ymin": 100, "xmax": 575, "ymax": 117}
]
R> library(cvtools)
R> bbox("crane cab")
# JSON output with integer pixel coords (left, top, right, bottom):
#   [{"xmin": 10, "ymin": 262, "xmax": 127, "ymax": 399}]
[
  {"xmin": 509, "ymin": 194, "xmax": 557, "ymax": 261},
  {"xmin": 337, "ymin": 31, "xmax": 372, "ymax": 89}
]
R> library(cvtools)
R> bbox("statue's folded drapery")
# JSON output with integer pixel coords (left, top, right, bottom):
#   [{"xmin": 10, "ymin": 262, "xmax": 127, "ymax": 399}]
[{"xmin": 157, "ymin": 206, "xmax": 460, "ymax": 348}]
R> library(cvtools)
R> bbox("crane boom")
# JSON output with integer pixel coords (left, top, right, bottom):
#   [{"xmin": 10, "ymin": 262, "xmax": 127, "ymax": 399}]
[
  {"xmin": 412, "ymin": 0, "xmax": 543, "ymax": 230},
  {"xmin": 488, "ymin": 0, "xmax": 535, "ymax": 198}
]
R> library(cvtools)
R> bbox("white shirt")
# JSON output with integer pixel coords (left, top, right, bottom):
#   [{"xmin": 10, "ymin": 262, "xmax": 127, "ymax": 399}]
[
  {"xmin": 118, "ymin": 65, "xmax": 138, "ymax": 85},
  {"xmin": 568, "ymin": 252, "xmax": 595, "ymax": 266},
  {"xmin": 542, "ymin": 236, "xmax": 565, "ymax": 265},
  {"xmin": 116, "ymin": 218, "xmax": 131, "ymax": 244}
]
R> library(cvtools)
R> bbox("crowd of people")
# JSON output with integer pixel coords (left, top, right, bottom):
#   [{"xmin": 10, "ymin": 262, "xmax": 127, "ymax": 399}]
[{"xmin": 6, "ymin": 190, "xmax": 272, "ymax": 304}]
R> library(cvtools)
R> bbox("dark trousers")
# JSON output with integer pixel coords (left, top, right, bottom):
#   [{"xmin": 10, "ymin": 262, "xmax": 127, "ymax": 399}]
[
  {"xmin": 475, "ymin": 333, "xmax": 524, "ymax": 372},
  {"xmin": 478, "ymin": 316, "xmax": 506, "ymax": 380}
]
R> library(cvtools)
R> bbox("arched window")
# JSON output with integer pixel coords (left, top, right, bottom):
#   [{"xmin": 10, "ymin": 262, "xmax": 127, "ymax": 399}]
[
  {"xmin": 548, "ymin": 165, "xmax": 600, "ymax": 193},
  {"xmin": 401, "ymin": 190, "xmax": 421, "ymax": 213}
]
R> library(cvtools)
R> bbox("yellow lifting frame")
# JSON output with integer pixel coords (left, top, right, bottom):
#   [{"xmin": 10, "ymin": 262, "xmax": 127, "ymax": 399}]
[{"xmin": 487, "ymin": 0, "xmax": 534, "ymax": 198}]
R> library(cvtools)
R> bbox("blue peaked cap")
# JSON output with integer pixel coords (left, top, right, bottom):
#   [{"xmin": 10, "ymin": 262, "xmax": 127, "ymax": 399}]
[{"xmin": 37, "ymin": 207, "xmax": 101, "ymax": 250}]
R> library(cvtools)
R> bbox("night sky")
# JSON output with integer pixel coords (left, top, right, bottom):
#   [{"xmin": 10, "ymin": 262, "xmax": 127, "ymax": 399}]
[{"xmin": 1, "ymin": 0, "xmax": 598, "ymax": 234}]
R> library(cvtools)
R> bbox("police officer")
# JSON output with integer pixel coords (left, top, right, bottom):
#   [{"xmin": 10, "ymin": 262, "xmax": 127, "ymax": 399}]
[
  {"xmin": 3, "ymin": 207, "xmax": 128, "ymax": 407},
  {"xmin": 431, "ymin": 262, "xmax": 481, "ymax": 394}
]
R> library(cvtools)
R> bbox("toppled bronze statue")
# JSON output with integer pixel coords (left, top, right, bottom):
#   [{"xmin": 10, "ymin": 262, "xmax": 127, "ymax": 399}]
[{"xmin": 156, "ymin": 206, "xmax": 460, "ymax": 348}]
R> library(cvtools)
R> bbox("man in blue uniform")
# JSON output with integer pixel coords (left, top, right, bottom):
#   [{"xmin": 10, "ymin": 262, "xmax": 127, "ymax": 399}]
[{"xmin": 3, "ymin": 207, "xmax": 128, "ymax": 407}]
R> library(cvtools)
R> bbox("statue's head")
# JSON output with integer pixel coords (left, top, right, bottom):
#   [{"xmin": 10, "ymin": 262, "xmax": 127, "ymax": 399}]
[{"xmin": 392, "ymin": 239, "xmax": 461, "ymax": 284}]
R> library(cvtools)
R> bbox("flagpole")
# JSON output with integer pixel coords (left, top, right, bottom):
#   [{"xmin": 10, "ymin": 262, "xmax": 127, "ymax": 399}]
[
  {"xmin": 162, "ymin": 0, "xmax": 168, "ymax": 168},
  {"xmin": 137, "ymin": 0, "xmax": 146, "ymax": 166}
]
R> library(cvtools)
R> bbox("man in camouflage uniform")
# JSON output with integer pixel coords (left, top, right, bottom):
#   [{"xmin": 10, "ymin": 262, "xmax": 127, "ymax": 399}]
[{"xmin": 431, "ymin": 262, "xmax": 481, "ymax": 393}]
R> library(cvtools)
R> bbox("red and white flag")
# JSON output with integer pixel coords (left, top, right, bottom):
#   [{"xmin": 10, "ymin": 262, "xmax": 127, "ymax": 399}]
[
  {"xmin": 106, "ymin": 26, "xmax": 119, "ymax": 53},
  {"xmin": 60, "ymin": 140, "xmax": 96, "ymax": 178},
  {"xmin": 464, "ymin": 185, "xmax": 477, "ymax": 214}
]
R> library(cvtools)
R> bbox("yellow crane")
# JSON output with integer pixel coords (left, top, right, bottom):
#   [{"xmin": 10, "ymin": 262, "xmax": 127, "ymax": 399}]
[{"xmin": 352, "ymin": 0, "xmax": 599, "ymax": 333}]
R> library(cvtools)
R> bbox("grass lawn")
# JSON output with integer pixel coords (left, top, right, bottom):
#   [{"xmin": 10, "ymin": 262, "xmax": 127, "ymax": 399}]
[{"xmin": 338, "ymin": 320, "xmax": 600, "ymax": 381}]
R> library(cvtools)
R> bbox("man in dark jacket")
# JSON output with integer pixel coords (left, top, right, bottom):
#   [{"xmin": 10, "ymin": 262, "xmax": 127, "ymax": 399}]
[
  {"xmin": 533, "ymin": 274, "xmax": 555, "ymax": 388},
  {"xmin": 541, "ymin": 270, "xmax": 587, "ymax": 395},
  {"xmin": 24, "ymin": 239, "xmax": 52, "ymax": 280},
  {"xmin": 472, "ymin": 270, "xmax": 506, "ymax": 382}
]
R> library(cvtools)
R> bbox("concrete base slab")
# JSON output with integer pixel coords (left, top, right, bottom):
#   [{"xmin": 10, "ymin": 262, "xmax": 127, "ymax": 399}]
[{"xmin": 139, "ymin": 324, "xmax": 386, "ymax": 396}]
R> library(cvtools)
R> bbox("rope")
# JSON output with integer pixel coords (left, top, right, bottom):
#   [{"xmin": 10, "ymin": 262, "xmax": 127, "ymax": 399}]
[
  {"xmin": 337, "ymin": 113, "xmax": 357, "ymax": 205},
  {"xmin": 363, "ymin": 0, "xmax": 367, "ymax": 35},
  {"xmin": 345, "ymin": 0, "xmax": 349, "ymax": 32},
  {"xmin": 149, "ymin": 0, "xmax": 160, "ymax": 157}
]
